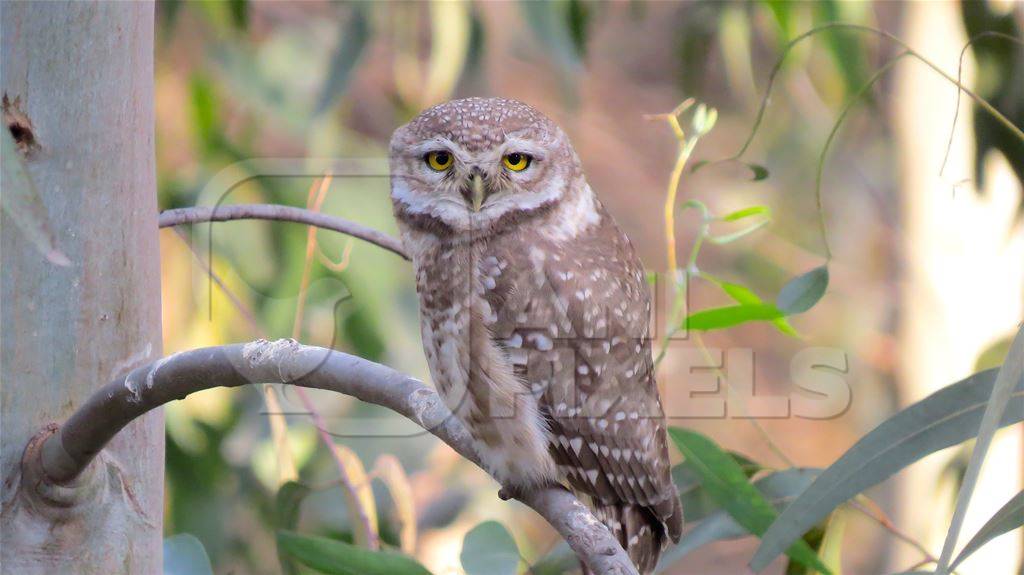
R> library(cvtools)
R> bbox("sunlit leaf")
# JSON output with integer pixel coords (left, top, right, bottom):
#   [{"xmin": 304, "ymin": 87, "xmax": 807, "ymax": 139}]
[
  {"xmin": 951, "ymin": 490, "xmax": 1024, "ymax": 569},
  {"xmin": 164, "ymin": 534, "xmax": 214, "ymax": 575},
  {"xmin": 750, "ymin": 367, "xmax": 1024, "ymax": 571},
  {"xmin": 668, "ymin": 428, "xmax": 831, "ymax": 574},
  {"xmin": 776, "ymin": 266, "xmax": 829, "ymax": 315},
  {"xmin": 316, "ymin": 6, "xmax": 370, "ymax": 115},
  {"xmin": 707, "ymin": 219, "xmax": 771, "ymax": 245},
  {"xmin": 685, "ymin": 304, "xmax": 785, "ymax": 331},
  {"xmin": 461, "ymin": 521, "xmax": 521, "ymax": 575},
  {"xmin": 330, "ymin": 443, "xmax": 379, "ymax": 548},
  {"xmin": 1, "ymin": 128, "xmax": 70, "ymax": 266},
  {"xmin": 373, "ymin": 455, "xmax": 418, "ymax": 553},
  {"xmin": 936, "ymin": 327, "xmax": 1023, "ymax": 574},
  {"xmin": 703, "ymin": 276, "xmax": 798, "ymax": 337},
  {"xmin": 661, "ymin": 468, "xmax": 820, "ymax": 568},
  {"xmin": 277, "ymin": 531, "xmax": 432, "ymax": 575},
  {"xmin": 975, "ymin": 334, "xmax": 1013, "ymax": 372},
  {"xmin": 721, "ymin": 205, "xmax": 771, "ymax": 222},
  {"xmin": 811, "ymin": 507, "xmax": 848, "ymax": 575}
]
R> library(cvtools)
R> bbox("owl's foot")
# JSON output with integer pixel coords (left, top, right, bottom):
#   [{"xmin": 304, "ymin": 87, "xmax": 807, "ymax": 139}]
[{"xmin": 497, "ymin": 485, "xmax": 519, "ymax": 501}]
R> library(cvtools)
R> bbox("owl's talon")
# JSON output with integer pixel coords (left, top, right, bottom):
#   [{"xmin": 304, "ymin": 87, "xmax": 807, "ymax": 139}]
[{"xmin": 497, "ymin": 486, "xmax": 516, "ymax": 501}]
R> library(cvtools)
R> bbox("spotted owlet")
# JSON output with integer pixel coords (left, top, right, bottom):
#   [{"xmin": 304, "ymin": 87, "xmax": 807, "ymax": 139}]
[{"xmin": 390, "ymin": 97, "xmax": 682, "ymax": 573}]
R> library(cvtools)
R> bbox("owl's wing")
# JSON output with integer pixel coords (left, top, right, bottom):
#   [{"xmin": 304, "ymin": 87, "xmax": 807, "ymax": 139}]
[{"xmin": 484, "ymin": 212, "xmax": 683, "ymax": 552}]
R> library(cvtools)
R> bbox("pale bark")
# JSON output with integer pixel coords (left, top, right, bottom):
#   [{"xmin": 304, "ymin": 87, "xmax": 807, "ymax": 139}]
[
  {"xmin": 32, "ymin": 339, "xmax": 639, "ymax": 575},
  {"xmin": 1, "ymin": 2, "xmax": 163, "ymax": 573}
]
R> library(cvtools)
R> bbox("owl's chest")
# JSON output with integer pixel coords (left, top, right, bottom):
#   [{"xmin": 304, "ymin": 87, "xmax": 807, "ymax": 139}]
[{"xmin": 412, "ymin": 242, "xmax": 511, "ymax": 381}]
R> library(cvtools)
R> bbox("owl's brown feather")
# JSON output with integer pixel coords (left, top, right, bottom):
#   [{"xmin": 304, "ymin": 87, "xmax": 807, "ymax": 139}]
[{"xmin": 391, "ymin": 97, "xmax": 682, "ymax": 574}]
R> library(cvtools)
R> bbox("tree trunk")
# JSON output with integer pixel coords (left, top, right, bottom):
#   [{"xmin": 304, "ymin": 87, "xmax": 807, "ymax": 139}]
[
  {"xmin": 895, "ymin": 2, "xmax": 1024, "ymax": 573},
  {"xmin": 1, "ymin": 2, "xmax": 163, "ymax": 573}
]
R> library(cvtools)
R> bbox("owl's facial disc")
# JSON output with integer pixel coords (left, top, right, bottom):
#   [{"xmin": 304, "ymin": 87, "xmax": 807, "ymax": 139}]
[{"xmin": 389, "ymin": 97, "xmax": 585, "ymax": 236}]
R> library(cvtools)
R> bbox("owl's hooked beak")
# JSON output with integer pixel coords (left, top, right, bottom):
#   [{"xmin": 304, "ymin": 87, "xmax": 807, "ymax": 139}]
[{"xmin": 462, "ymin": 171, "xmax": 488, "ymax": 212}]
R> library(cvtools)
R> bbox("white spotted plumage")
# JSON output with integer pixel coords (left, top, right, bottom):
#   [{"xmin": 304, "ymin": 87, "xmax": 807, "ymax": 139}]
[{"xmin": 390, "ymin": 98, "xmax": 682, "ymax": 574}]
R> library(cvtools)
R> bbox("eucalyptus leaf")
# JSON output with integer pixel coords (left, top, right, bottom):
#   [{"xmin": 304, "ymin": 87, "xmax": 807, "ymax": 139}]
[
  {"xmin": 936, "ymin": 327, "xmax": 1024, "ymax": 573},
  {"xmin": 461, "ymin": 521, "xmax": 521, "ymax": 575},
  {"xmin": 316, "ymin": 6, "xmax": 370, "ymax": 115},
  {"xmin": 950, "ymin": 490, "xmax": 1024, "ymax": 569},
  {"xmin": 660, "ymin": 468, "xmax": 820, "ymax": 569},
  {"xmin": 163, "ymin": 534, "xmax": 214, "ymax": 575},
  {"xmin": 673, "ymin": 451, "xmax": 763, "ymax": 523},
  {"xmin": 1, "ymin": 128, "xmax": 70, "ymax": 266},
  {"xmin": 277, "ymin": 531, "xmax": 432, "ymax": 575},
  {"xmin": 275, "ymin": 482, "xmax": 312, "ymax": 575},
  {"xmin": 750, "ymin": 366, "xmax": 1024, "ymax": 571},
  {"xmin": 721, "ymin": 206, "xmax": 771, "ymax": 222},
  {"xmin": 685, "ymin": 304, "xmax": 785, "ymax": 332},
  {"xmin": 776, "ymin": 266, "xmax": 829, "ymax": 315},
  {"xmin": 705, "ymin": 277, "xmax": 798, "ymax": 337},
  {"xmin": 668, "ymin": 428, "xmax": 831, "ymax": 574},
  {"xmin": 747, "ymin": 163, "xmax": 770, "ymax": 181}
]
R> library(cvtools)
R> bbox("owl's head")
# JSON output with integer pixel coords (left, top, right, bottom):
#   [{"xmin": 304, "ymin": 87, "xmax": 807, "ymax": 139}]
[{"xmin": 389, "ymin": 97, "xmax": 589, "ymax": 238}]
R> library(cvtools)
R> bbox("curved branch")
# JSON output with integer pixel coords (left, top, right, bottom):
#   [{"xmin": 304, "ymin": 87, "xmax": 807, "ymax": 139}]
[
  {"xmin": 159, "ymin": 204, "xmax": 409, "ymax": 260},
  {"xmin": 32, "ymin": 339, "xmax": 638, "ymax": 575}
]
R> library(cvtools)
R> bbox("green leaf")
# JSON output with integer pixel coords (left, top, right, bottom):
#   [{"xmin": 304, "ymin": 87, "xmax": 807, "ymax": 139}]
[
  {"xmin": 566, "ymin": 0, "xmax": 591, "ymax": 58},
  {"xmin": 747, "ymin": 163, "xmax": 770, "ymax": 181},
  {"xmin": 275, "ymin": 482, "xmax": 312, "ymax": 575},
  {"xmin": 316, "ymin": 6, "xmax": 371, "ymax": 115},
  {"xmin": 277, "ymin": 531, "xmax": 433, "ymax": 575},
  {"xmin": 668, "ymin": 428, "xmax": 832, "ymax": 574},
  {"xmin": 975, "ymin": 334, "xmax": 1013, "ymax": 372},
  {"xmin": 706, "ymin": 277, "xmax": 798, "ymax": 337},
  {"xmin": 721, "ymin": 205, "xmax": 771, "ymax": 222},
  {"xmin": 936, "ymin": 327, "xmax": 1024, "ymax": 573},
  {"xmin": 776, "ymin": 266, "xmax": 829, "ymax": 315},
  {"xmin": 520, "ymin": 1, "xmax": 581, "ymax": 75},
  {"xmin": 673, "ymin": 451, "xmax": 763, "ymax": 523},
  {"xmin": 661, "ymin": 468, "xmax": 820, "ymax": 568},
  {"xmin": 685, "ymin": 304, "xmax": 785, "ymax": 332},
  {"xmin": 707, "ymin": 219, "xmax": 771, "ymax": 245},
  {"xmin": 950, "ymin": 490, "xmax": 1024, "ymax": 569},
  {"xmin": 227, "ymin": 0, "xmax": 248, "ymax": 30},
  {"xmin": 749, "ymin": 366, "xmax": 1024, "ymax": 571},
  {"xmin": 164, "ymin": 534, "xmax": 214, "ymax": 575},
  {"xmin": 461, "ymin": 521, "xmax": 521, "ymax": 575},
  {"xmin": 1, "ymin": 127, "xmax": 70, "ymax": 266}
]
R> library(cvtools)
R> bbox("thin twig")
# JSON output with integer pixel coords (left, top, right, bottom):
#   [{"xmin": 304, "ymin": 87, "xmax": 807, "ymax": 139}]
[
  {"xmin": 939, "ymin": 32, "xmax": 1024, "ymax": 177},
  {"xmin": 159, "ymin": 204, "xmax": 409, "ymax": 260}
]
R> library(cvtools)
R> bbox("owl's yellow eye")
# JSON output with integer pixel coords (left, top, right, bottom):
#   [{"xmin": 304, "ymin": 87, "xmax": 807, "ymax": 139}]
[
  {"xmin": 425, "ymin": 151, "xmax": 454, "ymax": 171},
  {"xmin": 503, "ymin": 153, "xmax": 532, "ymax": 172}
]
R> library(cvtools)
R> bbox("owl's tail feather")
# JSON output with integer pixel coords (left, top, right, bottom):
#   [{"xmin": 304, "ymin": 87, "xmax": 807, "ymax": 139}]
[{"xmin": 584, "ymin": 500, "xmax": 679, "ymax": 575}]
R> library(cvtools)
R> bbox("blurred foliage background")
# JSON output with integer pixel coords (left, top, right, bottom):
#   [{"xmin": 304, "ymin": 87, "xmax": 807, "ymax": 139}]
[{"xmin": 154, "ymin": 1, "xmax": 1023, "ymax": 574}]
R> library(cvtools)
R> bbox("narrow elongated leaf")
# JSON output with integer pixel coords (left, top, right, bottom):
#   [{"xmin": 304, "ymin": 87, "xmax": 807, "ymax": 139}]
[
  {"xmin": 1, "ymin": 128, "xmax": 70, "ymax": 266},
  {"xmin": 701, "ymin": 275, "xmax": 798, "ymax": 337},
  {"xmin": 373, "ymin": 455, "xmax": 418, "ymax": 553},
  {"xmin": 950, "ymin": 490, "xmax": 1024, "ymax": 569},
  {"xmin": 275, "ymin": 482, "xmax": 312, "ymax": 575},
  {"xmin": 721, "ymin": 205, "xmax": 771, "ymax": 222},
  {"xmin": 660, "ymin": 468, "xmax": 820, "ymax": 568},
  {"xmin": 685, "ymin": 304, "xmax": 784, "ymax": 331},
  {"xmin": 668, "ymin": 429, "xmax": 831, "ymax": 574},
  {"xmin": 316, "ymin": 7, "xmax": 370, "ymax": 115},
  {"xmin": 461, "ymin": 521, "xmax": 520, "ymax": 575},
  {"xmin": 164, "ymin": 534, "xmax": 214, "ymax": 575},
  {"xmin": 776, "ymin": 266, "xmax": 829, "ymax": 315},
  {"xmin": 707, "ymin": 219, "xmax": 771, "ymax": 245},
  {"xmin": 937, "ymin": 327, "xmax": 1024, "ymax": 573},
  {"xmin": 750, "ymin": 367, "xmax": 1024, "ymax": 571},
  {"xmin": 276, "ymin": 531, "xmax": 432, "ymax": 575},
  {"xmin": 672, "ymin": 452, "xmax": 763, "ymax": 523}
]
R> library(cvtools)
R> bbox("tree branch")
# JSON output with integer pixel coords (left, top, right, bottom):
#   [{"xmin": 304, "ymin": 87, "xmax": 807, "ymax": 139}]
[
  {"xmin": 31, "ymin": 339, "xmax": 638, "ymax": 575},
  {"xmin": 158, "ymin": 204, "xmax": 409, "ymax": 260}
]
